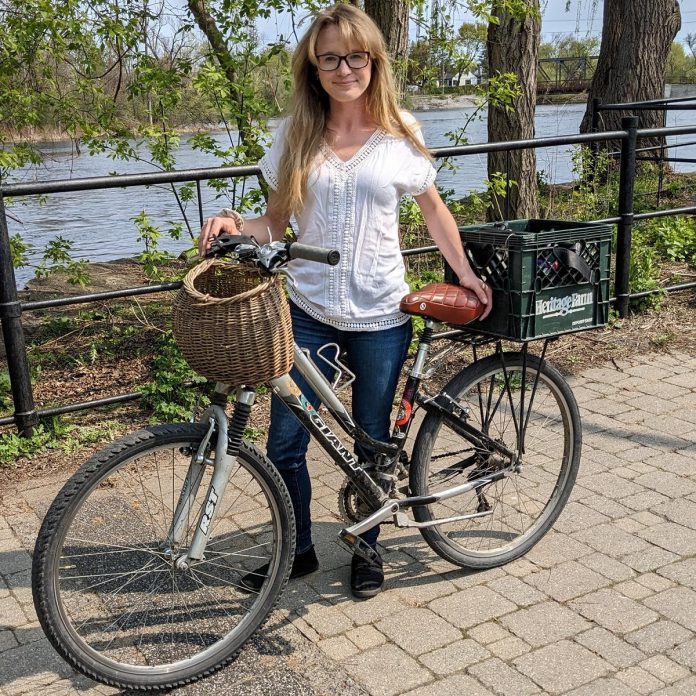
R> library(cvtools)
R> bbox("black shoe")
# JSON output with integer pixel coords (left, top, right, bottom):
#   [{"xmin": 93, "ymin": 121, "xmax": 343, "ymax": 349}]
[
  {"xmin": 239, "ymin": 546, "xmax": 319, "ymax": 593},
  {"xmin": 350, "ymin": 551, "xmax": 384, "ymax": 599}
]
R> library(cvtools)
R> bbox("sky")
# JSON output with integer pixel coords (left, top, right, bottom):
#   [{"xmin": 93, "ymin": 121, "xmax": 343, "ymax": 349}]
[
  {"xmin": 256, "ymin": 0, "xmax": 696, "ymax": 48},
  {"xmin": 535, "ymin": 1, "xmax": 694, "ymax": 43}
]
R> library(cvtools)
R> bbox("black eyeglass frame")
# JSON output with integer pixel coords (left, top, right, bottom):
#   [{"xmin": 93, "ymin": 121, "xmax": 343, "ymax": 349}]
[{"xmin": 315, "ymin": 51, "xmax": 371, "ymax": 72}]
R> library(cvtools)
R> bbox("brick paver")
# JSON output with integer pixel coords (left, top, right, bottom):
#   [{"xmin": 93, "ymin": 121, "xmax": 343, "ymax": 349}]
[
  {"xmin": 1, "ymin": 350, "xmax": 695, "ymax": 695},
  {"xmin": 514, "ymin": 640, "xmax": 612, "ymax": 693}
]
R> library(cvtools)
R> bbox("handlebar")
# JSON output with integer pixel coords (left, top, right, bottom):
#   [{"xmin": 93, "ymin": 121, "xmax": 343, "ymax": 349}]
[
  {"xmin": 287, "ymin": 243, "xmax": 340, "ymax": 266},
  {"xmin": 207, "ymin": 234, "xmax": 340, "ymax": 271}
]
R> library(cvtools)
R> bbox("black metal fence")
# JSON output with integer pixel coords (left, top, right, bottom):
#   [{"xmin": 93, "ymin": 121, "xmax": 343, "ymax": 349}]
[
  {"xmin": 2, "ymin": 117, "xmax": 696, "ymax": 434},
  {"xmin": 590, "ymin": 95, "xmax": 696, "ymax": 205}
]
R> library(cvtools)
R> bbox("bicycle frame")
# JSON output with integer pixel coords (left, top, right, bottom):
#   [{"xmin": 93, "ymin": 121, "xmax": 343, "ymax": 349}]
[
  {"xmin": 266, "ymin": 322, "xmax": 521, "ymax": 544},
  {"xmin": 172, "ymin": 320, "xmax": 541, "ymax": 566}
]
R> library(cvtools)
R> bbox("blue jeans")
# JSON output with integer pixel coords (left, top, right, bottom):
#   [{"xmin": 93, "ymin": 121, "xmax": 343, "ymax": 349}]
[{"xmin": 266, "ymin": 302, "xmax": 412, "ymax": 554}]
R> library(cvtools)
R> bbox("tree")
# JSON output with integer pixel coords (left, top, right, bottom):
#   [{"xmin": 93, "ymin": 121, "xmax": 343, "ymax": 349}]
[
  {"xmin": 186, "ymin": 0, "xmax": 267, "ymax": 165},
  {"xmin": 539, "ymin": 35, "xmax": 600, "ymax": 60},
  {"xmin": 451, "ymin": 21, "xmax": 486, "ymax": 84},
  {"xmin": 667, "ymin": 40, "xmax": 696, "ymax": 83},
  {"xmin": 0, "ymin": 0, "xmax": 306, "ymax": 280},
  {"xmin": 580, "ymin": 0, "xmax": 681, "ymax": 138},
  {"xmin": 457, "ymin": 21, "xmax": 487, "ymax": 66},
  {"xmin": 406, "ymin": 20, "xmax": 484, "ymax": 90},
  {"xmin": 364, "ymin": 0, "xmax": 409, "ymax": 94},
  {"xmin": 0, "ymin": 0, "xmax": 308, "ymax": 188},
  {"xmin": 686, "ymin": 33, "xmax": 696, "ymax": 62},
  {"xmin": 486, "ymin": 0, "xmax": 541, "ymax": 220},
  {"xmin": 406, "ymin": 38, "xmax": 437, "ymax": 89}
]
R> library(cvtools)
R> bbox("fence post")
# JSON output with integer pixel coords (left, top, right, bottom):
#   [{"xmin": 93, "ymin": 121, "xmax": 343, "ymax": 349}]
[
  {"xmin": 0, "ymin": 194, "xmax": 38, "ymax": 435},
  {"xmin": 504, "ymin": 149, "xmax": 511, "ymax": 220},
  {"xmin": 588, "ymin": 97, "xmax": 601, "ymax": 182},
  {"xmin": 656, "ymin": 107, "xmax": 667, "ymax": 206},
  {"xmin": 615, "ymin": 116, "xmax": 638, "ymax": 319}
]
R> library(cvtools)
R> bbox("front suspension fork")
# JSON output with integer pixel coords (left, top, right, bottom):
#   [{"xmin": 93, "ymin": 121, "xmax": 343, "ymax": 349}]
[{"xmin": 168, "ymin": 384, "xmax": 255, "ymax": 567}]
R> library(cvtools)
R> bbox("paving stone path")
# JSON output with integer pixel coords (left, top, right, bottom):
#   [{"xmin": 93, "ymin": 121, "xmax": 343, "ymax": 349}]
[{"xmin": 1, "ymin": 351, "xmax": 695, "ymax": 695}]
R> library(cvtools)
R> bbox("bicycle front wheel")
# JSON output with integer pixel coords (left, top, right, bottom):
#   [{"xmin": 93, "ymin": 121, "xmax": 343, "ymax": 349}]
[
  {"xmin": 410, "ymin": 352, "xmax": 581, "ymax": 569},
  {"xmin": 32, "ymin": 423, "xmax": 294, "ymax": 691}
]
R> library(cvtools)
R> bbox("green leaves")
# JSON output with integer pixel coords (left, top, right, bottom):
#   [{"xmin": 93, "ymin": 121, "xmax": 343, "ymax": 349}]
[
  {"xmin": 0, "ymin": 370, "xmax": 11, "ymax": 412},
  {"xmin": 487, "ymin": 71, "xmax": 523, "ymax": 111},
  {"xmin": 1, "ymin": 0, "xmax": 138, "ymax": 158},
  {"xmin": 466, "ymin": 0, "xmax": 540, "ymax": 24},
  {"xmin": 9, "ymin": 233, "xmax": 32, "ymax": 268},
  {"xmin": 140, "ymin": 330, "xmax": 208, "ymax": 423},
  {"xmin": 648, "ymin": 217, "xmax": 696, "ymax": 263},
  {"xmin": 627, "ymin": 240, "xmax": 664, "ymax": 311},
  {"xmin": 0, "ymin": 414, "xmax": 123, "ymax": 466},
  {"xmin": 0, "ymin": 143, "xmax": 42, "ymax": 174},
  {"xmin": 131, "ymin": 211, "xmax": 176, "ymax": 281},
  {"xmin": 0, "ymin": 415, "xmax": 70, "ymax": 466},
  {"xmin": 31, "ymin": 236, "xmax": 91, "ymax": 286}
]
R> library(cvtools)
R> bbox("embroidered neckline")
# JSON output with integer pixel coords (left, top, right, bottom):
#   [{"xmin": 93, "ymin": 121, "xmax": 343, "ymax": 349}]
[{"xmin": 321, "ymin": 129, "xmax": 386, "ymax": 171}]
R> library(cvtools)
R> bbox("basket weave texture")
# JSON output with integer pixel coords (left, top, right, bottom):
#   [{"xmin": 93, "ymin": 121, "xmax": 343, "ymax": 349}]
[{"xmin": 172, "ymin": 258, "xmax": 293, "ymax": 386}]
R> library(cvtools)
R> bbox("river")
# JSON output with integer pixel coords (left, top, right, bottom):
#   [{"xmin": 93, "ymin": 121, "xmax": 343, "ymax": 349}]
[{"xmin": 7, "ymin": 102, "xmax": 696, "ymax": 288}]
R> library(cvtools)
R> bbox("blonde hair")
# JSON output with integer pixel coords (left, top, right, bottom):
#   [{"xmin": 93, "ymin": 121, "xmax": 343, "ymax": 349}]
[{"xmin": 275, "ymin": 3, "xmax": 432, "ymax": 219}]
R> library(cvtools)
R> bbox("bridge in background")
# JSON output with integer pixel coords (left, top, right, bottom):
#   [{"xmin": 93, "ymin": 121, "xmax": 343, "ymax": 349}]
[{"xmin": 537, "ymin": 55, "xmax": 598, "ymax": 94}]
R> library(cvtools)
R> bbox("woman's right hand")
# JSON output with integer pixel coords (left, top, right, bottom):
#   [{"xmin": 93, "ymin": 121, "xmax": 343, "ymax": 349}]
[{"xmin": 198, "ymin": 216, "xmax": 242, "ymax": 257}]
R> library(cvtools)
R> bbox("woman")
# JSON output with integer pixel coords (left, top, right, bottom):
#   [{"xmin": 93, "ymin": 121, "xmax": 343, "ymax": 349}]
[{"xmin": 199, "ymin": 3, "xmax": 492, "ymax": 599}]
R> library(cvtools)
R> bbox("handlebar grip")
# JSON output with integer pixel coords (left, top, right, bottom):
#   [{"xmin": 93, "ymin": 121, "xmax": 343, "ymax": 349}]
[{"xmin": 287, "ymin": 243, "xmax": 340, "ymax": 266}]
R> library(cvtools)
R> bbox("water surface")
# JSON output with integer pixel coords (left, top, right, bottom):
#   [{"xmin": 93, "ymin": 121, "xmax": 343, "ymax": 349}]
[{"xmin": 7, "ymin": 103, "xmax": 695, "ymax": 288}]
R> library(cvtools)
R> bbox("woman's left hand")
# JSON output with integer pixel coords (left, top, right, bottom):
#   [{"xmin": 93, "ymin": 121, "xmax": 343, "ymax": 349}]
[{"xmin": 457, "ymin": 267, "xmax": 493, "ymax": 320}]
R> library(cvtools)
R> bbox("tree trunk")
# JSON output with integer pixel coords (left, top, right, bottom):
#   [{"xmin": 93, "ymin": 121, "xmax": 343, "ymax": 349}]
[
  {"xmin": 580, "ymin": 0, "xmax": 681, "ymax": 157},
  {"xmin": 364, "ymin": 0, "xmax": 409, "ymax": 95},
  {"xmin": 186, "ymin": 0, "xmax": 264, "ymax": 165},
  {"xmin": 486, "ymin": 0, "xmax": 540, "ymax": 220}
]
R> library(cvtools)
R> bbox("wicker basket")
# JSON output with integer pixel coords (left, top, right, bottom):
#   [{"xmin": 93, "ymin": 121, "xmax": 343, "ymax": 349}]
[{"xmin": 172, "ymin": 258, "xmax": 294, "ymax": 386}]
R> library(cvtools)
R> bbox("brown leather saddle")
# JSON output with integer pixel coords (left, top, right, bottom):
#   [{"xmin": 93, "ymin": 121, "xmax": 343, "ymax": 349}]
[{"xmin": 400, "ymin": 282, "xmax": 484, "ymax": 326}]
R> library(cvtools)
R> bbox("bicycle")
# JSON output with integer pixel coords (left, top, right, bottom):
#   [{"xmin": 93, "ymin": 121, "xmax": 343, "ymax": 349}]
[{"xmin": 32, "ymin": 235, "xmax": 581, "ymax": 691}]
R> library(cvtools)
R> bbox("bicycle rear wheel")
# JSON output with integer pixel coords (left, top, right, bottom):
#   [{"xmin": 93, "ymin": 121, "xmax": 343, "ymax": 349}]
[
  {"xmin": 410, "ymin": 352, "xmax": 581, "ymax": 569},
  {"xmin": 32, "ymin": 423, "xmax": 294, "ymax": 691}
]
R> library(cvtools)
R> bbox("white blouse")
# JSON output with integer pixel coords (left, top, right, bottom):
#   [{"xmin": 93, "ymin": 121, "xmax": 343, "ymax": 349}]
[{"xmin": 259, "ymin": 113, "xmax": 437, "ymax": 331}]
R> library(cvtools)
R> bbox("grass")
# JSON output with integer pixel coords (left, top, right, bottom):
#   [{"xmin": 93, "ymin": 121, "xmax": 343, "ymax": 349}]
[{"xmin": 0, "ymin": 416, "xmax": 124, "ymax": 468}]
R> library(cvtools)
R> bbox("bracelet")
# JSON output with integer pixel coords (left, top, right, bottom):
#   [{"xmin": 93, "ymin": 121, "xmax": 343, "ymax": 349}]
[{"xmin": 218, "ymin": 208, "xmax": 245, "ymax": 232}]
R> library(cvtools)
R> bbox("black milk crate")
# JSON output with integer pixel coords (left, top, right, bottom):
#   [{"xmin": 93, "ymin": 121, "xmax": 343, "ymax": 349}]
[{"xmin": 444, "ymin": 219, "xmax": 612, "ymax": 341}]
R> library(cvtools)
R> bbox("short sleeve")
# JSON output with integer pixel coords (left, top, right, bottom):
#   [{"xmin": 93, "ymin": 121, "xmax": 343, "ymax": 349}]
[
  {"xmin": 397, "ymin": 112, "xmax": 437, "ymax": 196},
  {"xmin": 258, "ymin": 118, "xmax": 289, "ymax": 191}
]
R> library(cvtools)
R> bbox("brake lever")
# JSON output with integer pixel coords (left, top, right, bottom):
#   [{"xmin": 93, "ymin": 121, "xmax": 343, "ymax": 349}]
[
  {"xmin": 256, "ymin": 241, "xmax": 293, "ymax": 271},
  {"xmin": 206, "ymin": 235, "xmax": 292, "ymax": 274}
]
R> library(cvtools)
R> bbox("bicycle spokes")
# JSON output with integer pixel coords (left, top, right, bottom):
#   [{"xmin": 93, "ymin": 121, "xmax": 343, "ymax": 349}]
[{"xmin": 410, "ymin": 353, "xmax": 579, "ymax": 563}]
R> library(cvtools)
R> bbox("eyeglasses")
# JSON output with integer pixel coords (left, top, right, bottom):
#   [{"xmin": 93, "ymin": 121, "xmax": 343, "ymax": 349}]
[{"xmin": 315, "ymin": 51, "xmax": 370, "ymax": 71}]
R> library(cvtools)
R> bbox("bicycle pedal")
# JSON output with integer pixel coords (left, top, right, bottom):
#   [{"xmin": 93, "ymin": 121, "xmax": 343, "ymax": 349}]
[{"xmin": 338, "ymin": 530, "xmax": 382, "ymax": 567}]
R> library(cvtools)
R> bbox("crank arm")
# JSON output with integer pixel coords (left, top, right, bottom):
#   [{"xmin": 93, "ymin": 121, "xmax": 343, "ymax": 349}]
[{"xmin": 341, "ymin": 499, "xmax": 400, "ymax": 538}]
